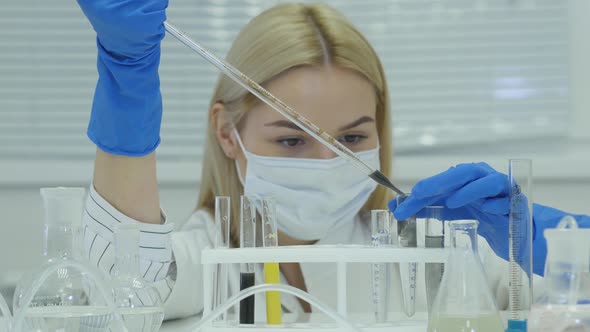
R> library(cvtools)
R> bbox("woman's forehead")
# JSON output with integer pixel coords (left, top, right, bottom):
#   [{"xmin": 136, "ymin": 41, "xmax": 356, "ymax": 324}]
[{"xmin": 246, "ymin": 66, "xmax": 377, "ymax": 130}]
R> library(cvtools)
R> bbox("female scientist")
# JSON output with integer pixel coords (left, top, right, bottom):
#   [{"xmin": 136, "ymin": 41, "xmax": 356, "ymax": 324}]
[{"xmin": 76, "ymin": 0, "xmax": 555, "ymax": 320}]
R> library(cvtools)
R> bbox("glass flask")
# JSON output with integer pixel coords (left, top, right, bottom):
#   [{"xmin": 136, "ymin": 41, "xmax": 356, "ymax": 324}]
[
  {"xmin": 13, "ymin": 187, "xmax": 115, "ymax": 332},
  {"xmin": 427, "ymin": 220, "xmax": 504, "ymax": 332},
  {"xmin": 528, "ymin": 216, "xmax": 590, "ymax": 332},
  {"xmin": 0, "ymin": 292, "xmax": 10, "ymax": 332},
  {"xmin": 112, "ymin": 223, "xmax": 164, "ymax": 332}
]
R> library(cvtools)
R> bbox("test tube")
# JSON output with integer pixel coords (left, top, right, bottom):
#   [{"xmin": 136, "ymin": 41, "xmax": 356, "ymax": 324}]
[
  {"xmin": 214, "ymin": 196, "xmax": 230, "ymax": 322},
  {"xmin": 395, "ymin": 194, "xmax": 417, "ymax": 318},
  {"xmin": 261, "ymin": 197, "xmax": 282, "ymax": 325},
  {"xmin": 239, "ymin": 195, "xmax": 256, "ymax": 325},
  {"xmin": 424, "ymin": 206, "xmax": 445, "ymax": 312},
  {"xmin": 215, "ymin": 196, "xmax": 231, "ymax": 249},
  {"xmin": 371, "ymin": 210, "xmax": 393, "ymax": 323},
  {"xmin": 508, "ymin": 159, "xmax": 533, "ymax": 325}
]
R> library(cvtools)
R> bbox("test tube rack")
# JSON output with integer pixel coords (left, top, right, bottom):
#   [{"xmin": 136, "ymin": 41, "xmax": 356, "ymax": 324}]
[{"xmin": 201, "ymin": 245, "xmax": 448, "ymax": 332}]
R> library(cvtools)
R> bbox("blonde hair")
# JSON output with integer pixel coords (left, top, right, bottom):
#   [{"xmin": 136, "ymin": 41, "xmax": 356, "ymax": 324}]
[{"xmin": 197, "ymin": 3, "xmax": 393, "ymax": 246}]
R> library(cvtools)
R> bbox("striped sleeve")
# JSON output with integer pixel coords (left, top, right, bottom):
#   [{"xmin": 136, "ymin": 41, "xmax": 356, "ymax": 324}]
[{"xmin": 83, "ymin": 185, "xmax": 176, "ymax": 303}]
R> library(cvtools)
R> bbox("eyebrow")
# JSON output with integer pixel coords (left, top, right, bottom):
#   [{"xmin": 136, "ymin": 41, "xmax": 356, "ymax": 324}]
[{"xmin": 264, "ymin": 116, "xmax": 375, "ymax": 132}]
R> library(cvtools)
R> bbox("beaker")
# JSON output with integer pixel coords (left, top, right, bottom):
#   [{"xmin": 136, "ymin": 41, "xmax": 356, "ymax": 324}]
[
  {"xmin": 13, "ymin": 187, "xmax": 115, "ymax": 332},
  {"xmin": 427, "ymin": 220, "xmax": 504, "ymax": 332},
  {"xmin": 528, "ymin": 216, "xmax": 590, "ymax": 332},
  {"xmin": 111, "ymin": 223, "xmax": 164, "ymax": 332},
  {"xmin": 425, "ymin": 206, "xmax": 445, "ymax": 312}
]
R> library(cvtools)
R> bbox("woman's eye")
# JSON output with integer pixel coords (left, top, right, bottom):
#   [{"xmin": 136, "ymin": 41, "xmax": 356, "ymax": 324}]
[
  {"xmin": 277, "ymin": 138, "xmax": 305, "ymax": 147},
  {"xmin": 339, "ymin": 134, "xmax": 367, "ymax": 145}
]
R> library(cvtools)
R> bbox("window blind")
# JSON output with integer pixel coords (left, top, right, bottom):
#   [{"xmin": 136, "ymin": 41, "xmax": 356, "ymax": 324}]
[{"xmin": 0, "ymin": 0, "xmax": 571, "ymax": 161}]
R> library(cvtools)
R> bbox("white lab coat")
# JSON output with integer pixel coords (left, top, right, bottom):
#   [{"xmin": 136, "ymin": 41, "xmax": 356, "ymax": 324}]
[{"xmin": 84, "ymin": 186, "xmax": 516, "ymax": 321}]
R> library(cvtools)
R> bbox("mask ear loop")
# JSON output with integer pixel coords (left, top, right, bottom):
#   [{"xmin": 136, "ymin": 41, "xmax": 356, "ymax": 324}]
[
  {"xmin": 232, "ymin": 128, "xmax": 247, "ymax": 153},
  {"xmin": 232, "ymin": 128, "xmax": 247, "ymax": 185}
]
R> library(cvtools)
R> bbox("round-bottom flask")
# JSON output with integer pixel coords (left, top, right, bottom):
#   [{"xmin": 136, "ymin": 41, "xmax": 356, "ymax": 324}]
[
  {"xmin": 112, "ymin": 223, "xmax": 164, "ymax": 332},
  {"xmin": 0, "ymin": 292, "xmax": 10, "ymax": 332},
  {"xmin": 13, "ymin": 188, "xmax": 114, "ymax": 332}
]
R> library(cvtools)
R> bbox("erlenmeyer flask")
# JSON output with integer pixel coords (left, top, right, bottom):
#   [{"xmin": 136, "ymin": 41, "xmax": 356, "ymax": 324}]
[
  {"xmin": 427, "ymin": 220, "xmax": 504, "ymax": 332},
  {"xmin": 112, "ymin": 223, "xmax": 164, "ymax": 332},
  {"xmin": 13, "ymin": 187, "xmax": 114, "ymax": 332}
]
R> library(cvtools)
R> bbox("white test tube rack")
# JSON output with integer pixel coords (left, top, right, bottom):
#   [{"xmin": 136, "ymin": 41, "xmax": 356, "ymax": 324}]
[{"xmin": 201, "ymin": 245, "xmax": 448, "ymax": 332}]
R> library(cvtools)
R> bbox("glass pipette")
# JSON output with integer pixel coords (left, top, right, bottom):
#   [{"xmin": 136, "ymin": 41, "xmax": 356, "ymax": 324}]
[{"xmin": 163, "ymin": 21, "xmax": 404, "ymax": 196}]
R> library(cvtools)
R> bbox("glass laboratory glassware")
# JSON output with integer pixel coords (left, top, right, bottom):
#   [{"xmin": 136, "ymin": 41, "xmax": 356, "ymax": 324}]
[
  {"xmin": 425, "ymin": 206, "xmax": 445, "ymax": 312},
  {"xmin": 371, "ymin": 210, "xmax": 394, "ymax": 323},
  {"xmin": 0, "ymin": 292, "xmax": 10, "ymax": 332},
  {"xmin": 213, "ymin": 196, "xmax": 231, "ymax": 321},
  {"xmin": 214, "ymin": 196, "xmax": 231, "ymax": 249},
  {"xmin": 508, "ymin": 159, "xmax": 533, "ymax": 331},
  {"xmin": 528, "ymin": 216, "xmax": 590, "ymax": 332},
  {"xmin": 394, "ymin": 194, "xmax": 417, "ymax": 318},
  {"xmin": 112, "ymin": 223, "xmax": 164, "ymax": 332},
  {"xmin": 427, "ymin": 220, "xmax": 504, "ymax": 332},
  {"xmin": 261, "ymin": 197, "xmax": 281, "ymax": 325},
  {"xmin": 213, "ymin": 196, "xmax": 231, "ymax": 323},
  {"xmin": 13, "ymin": 187, "xmax": 114, "ymax": 332},
  {"xmin": 239, "ymin": 195, "xmax": 256, "ymax": 325}
]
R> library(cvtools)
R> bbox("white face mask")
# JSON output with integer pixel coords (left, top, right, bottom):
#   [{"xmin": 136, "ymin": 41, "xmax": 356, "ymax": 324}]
[{"xmin": 234, "ymin": 130, "xmax": 380, "ymax": 241}]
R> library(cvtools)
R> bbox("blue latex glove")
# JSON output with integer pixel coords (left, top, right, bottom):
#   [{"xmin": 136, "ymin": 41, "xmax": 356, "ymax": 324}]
[
  {"xmin": 77, "ymin": 0, "xmax": 168, "ymax": 156},
  {"xmin": 389, "ymin": 162, "xmax": 590, "ymax": 276}
]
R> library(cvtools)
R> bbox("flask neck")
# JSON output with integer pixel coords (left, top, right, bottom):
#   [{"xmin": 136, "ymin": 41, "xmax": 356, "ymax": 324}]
[
  {"xmin": 43, "ymin": 224, "xmax": 78, "ymax": 259},
  {"xmin": 449, "ymin": 220, "xmax": 478, "ymax": 253}
]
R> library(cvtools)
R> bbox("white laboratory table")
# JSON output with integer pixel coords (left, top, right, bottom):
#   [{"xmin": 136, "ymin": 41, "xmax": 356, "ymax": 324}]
[
  {"xmin": 159, "ymin": 314, "xmax": 429, "ymax": 332},
  {"xmin": 160, "ymin": 315, "xmax": 202, "ymax": 332}
]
